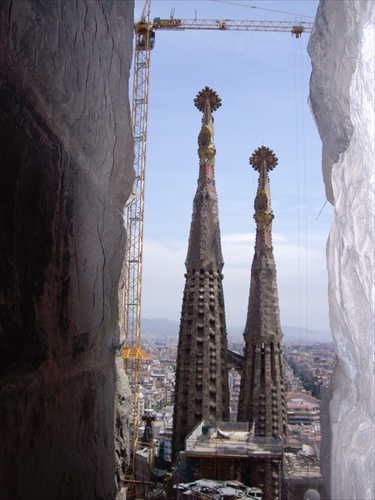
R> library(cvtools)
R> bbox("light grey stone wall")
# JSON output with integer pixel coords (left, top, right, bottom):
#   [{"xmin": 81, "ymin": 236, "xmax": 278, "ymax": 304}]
[
  {"xmin": 0, "ymin": 1, "xmax": 134, "ymax": 498},
  {"xmin": 308, "ymin": 1, "xmax": 375, "ymax": 498}
]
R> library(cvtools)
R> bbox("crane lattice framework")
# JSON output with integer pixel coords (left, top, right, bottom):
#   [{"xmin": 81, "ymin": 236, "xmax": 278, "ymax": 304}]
[
  {"xmin": 152, "ymin": 16, "xmax": 312, "ymax": 35},
  {"xmin": 121, "ymin": 0, "xmax": 151, "ymax": 478},
  {"xmin": 121, "ymin": 0, "xmax": 314, "ymax": 476}
]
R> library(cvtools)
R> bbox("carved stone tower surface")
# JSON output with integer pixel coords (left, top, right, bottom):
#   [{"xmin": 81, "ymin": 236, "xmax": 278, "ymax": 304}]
[
  {"xmin": 172, "ymin": 87, "xmax": 230, "ymax": 458},
  {"xmin": 237, "ymin": 146, "xmax": 288, "ymax": 438}
]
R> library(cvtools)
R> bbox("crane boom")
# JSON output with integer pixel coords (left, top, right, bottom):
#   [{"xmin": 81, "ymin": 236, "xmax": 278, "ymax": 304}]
[{"xmin": 152, "ymin": 17, "xmax": 313, "ymax": 36}]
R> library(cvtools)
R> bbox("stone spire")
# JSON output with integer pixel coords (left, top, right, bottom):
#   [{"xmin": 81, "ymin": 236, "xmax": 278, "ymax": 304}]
[
  {"xmin": 172, "ymin": 87, "xmax": 229, "ymax": 459},
  {"xmin": 237, "ymin": 146, "xmax": 288, "ymax": 438}
]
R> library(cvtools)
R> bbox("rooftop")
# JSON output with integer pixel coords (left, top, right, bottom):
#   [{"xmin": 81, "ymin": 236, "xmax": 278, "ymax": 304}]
[
  {"xmin": 175, "ymin": 479, "xmax": 262, "ymax": 499},
  {"xmin": 284, "ymin": 452, "xmax": 323, "ymax": 484},
  {"xmin": 184, "ymin": 421, "xmax": 283, "ymax": 459}
]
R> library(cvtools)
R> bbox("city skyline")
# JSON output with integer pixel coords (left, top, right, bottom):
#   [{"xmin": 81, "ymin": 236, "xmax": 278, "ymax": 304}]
[{"xmin": 141, "ymin": 317, "xmax": 332, "ymax": 343}]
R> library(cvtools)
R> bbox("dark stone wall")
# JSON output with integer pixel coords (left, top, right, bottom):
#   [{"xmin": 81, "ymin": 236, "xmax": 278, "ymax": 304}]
[
  {"xmin": 0, "ymin": 78, "xmax": 61, "ymax": 376},
  {"xmin": 0, "ymin": 1, "xmax": 134, "ymax": 498}
]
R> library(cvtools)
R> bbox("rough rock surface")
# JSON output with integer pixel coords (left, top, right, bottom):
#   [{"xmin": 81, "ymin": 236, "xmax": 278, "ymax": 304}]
[
  {"xmin": 0, "ymin": 1, "xmax": 134, "ymax": 498},
  {"xmin": 308, "ymin": 1, "xmax": 375, "ymax": 499}
]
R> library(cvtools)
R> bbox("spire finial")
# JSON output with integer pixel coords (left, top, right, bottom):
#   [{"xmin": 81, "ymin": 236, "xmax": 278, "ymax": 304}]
[
  {"xmin": 250, "ymin": 145, "xmax": 278, "ymax": 172},
  {"xmin": 194, "ymin": 86, "xmax": 222, "ymax": 113},
  {"xmin": 250, "ymin": 145, "xmax": 277, "ymax": 233}
]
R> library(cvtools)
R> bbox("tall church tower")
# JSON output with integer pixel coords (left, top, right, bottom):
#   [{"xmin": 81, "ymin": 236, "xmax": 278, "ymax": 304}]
[
  {"xmin": 238, "ymin": 146, "xmax": 288, "ymax": 439},
  {"xmin": 172, "ymin": 87, "xmax": 230, "ymax": 458}
]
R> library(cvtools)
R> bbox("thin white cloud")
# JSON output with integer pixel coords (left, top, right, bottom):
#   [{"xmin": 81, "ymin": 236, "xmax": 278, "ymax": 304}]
[
  {"xmin": 221, "ymin": 232, "xmax": 254, "ymax": 243},
  {"xmin": 141, "ymin": 231, "xmax": 329, "ymax": 332}
]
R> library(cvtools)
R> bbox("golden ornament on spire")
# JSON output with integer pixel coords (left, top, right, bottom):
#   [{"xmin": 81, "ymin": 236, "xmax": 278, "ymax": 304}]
[
  {"xmin": 250, "ymin": 145, "xmax": 278, "ymax": 171},
  {"xmin": 194, "ymin": 86, "xmax": 222, "ymax": 113}
]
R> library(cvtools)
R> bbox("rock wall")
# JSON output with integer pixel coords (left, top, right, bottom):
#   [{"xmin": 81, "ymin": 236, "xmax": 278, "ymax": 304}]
[
  {"xmin": 0, "ymin": 1, "xmax": 134, "ymax": 498},
  {"xmin": 308, "ymin": 1, "xmax": 375, "ymax": 499}
]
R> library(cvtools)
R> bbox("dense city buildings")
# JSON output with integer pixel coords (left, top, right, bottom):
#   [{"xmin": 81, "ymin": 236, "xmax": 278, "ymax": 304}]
[
  {"xmin": 137, "ymin": 335, "xmax": 335, "ymax": 426},
  {"xmin": 283, "ymin": 344, "xmax": 335, "ymax": 399},
  {"xmin": 135, "ymin": 334, "xmax": 334, "ymax": 497}
]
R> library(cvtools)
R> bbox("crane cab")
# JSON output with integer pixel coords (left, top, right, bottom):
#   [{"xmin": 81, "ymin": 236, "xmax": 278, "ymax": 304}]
[{"xmin": 135, "ymin": 21, "xmax": 156, "ymax": 50}]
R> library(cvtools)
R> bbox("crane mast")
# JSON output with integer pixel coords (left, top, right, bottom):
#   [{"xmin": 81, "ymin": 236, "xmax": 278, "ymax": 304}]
[
  {"xmin": 122, "ymin": 0, "xmax": 314, "ymax": 480},
  {"xmin": 121, "ymin": 0, "xmax": 151, "ymax": 478}
]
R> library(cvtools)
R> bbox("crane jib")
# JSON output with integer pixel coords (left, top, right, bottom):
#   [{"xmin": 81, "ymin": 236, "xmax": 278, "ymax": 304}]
[{"xmin": 150, "ymin": 18, "xmax": 313, "ymax": 34}]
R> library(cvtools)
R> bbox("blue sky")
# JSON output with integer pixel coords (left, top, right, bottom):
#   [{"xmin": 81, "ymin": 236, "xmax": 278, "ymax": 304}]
[{"xmin": 132, "ymin": 1, "xmax": 332, "ymax": 335}]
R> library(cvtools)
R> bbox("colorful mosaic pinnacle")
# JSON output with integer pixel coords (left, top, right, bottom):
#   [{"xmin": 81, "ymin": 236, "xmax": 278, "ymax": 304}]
[
  {"xmin": 250, "ymin": 145, "xmax": 278, "ymax": 171},
  {"xmin": 194, "ymin": 86, "xmax": 222, "ymax": 113}
]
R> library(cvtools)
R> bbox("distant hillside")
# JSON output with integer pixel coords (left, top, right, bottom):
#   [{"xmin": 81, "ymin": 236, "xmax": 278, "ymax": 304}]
[
  {"xmin": 141, "ymin": 318, "xmax": 332, "ymax": 343},
  {"xmin": 141, "ymin": 317, "xmax": 180, "ymax": 336},
  {"xmin": 281, "ymin": 325, "xmax": 332, "ymax": 344},
  {"xmin": 227, "ymin": 325, "xmax": 332, "ymax": 343}
]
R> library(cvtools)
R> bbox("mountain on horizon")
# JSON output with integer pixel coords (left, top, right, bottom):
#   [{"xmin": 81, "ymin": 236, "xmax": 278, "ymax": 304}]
[{"xmin": 141, "ymin": 317, "xmax": 332, "ymax": 343}]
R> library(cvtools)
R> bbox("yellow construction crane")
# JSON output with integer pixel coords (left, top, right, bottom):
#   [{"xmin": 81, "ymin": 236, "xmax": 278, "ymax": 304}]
[
  {"xmin": 152, "ymin": 15, "xmax": 312, "ymax": 36},
  {"xmin": 122, "ymin": 0, "xmax": 314, "ymax": 478},
  {"xmin": 121, "ymin": 0, "xmax": 152, "ymax": 480}
]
